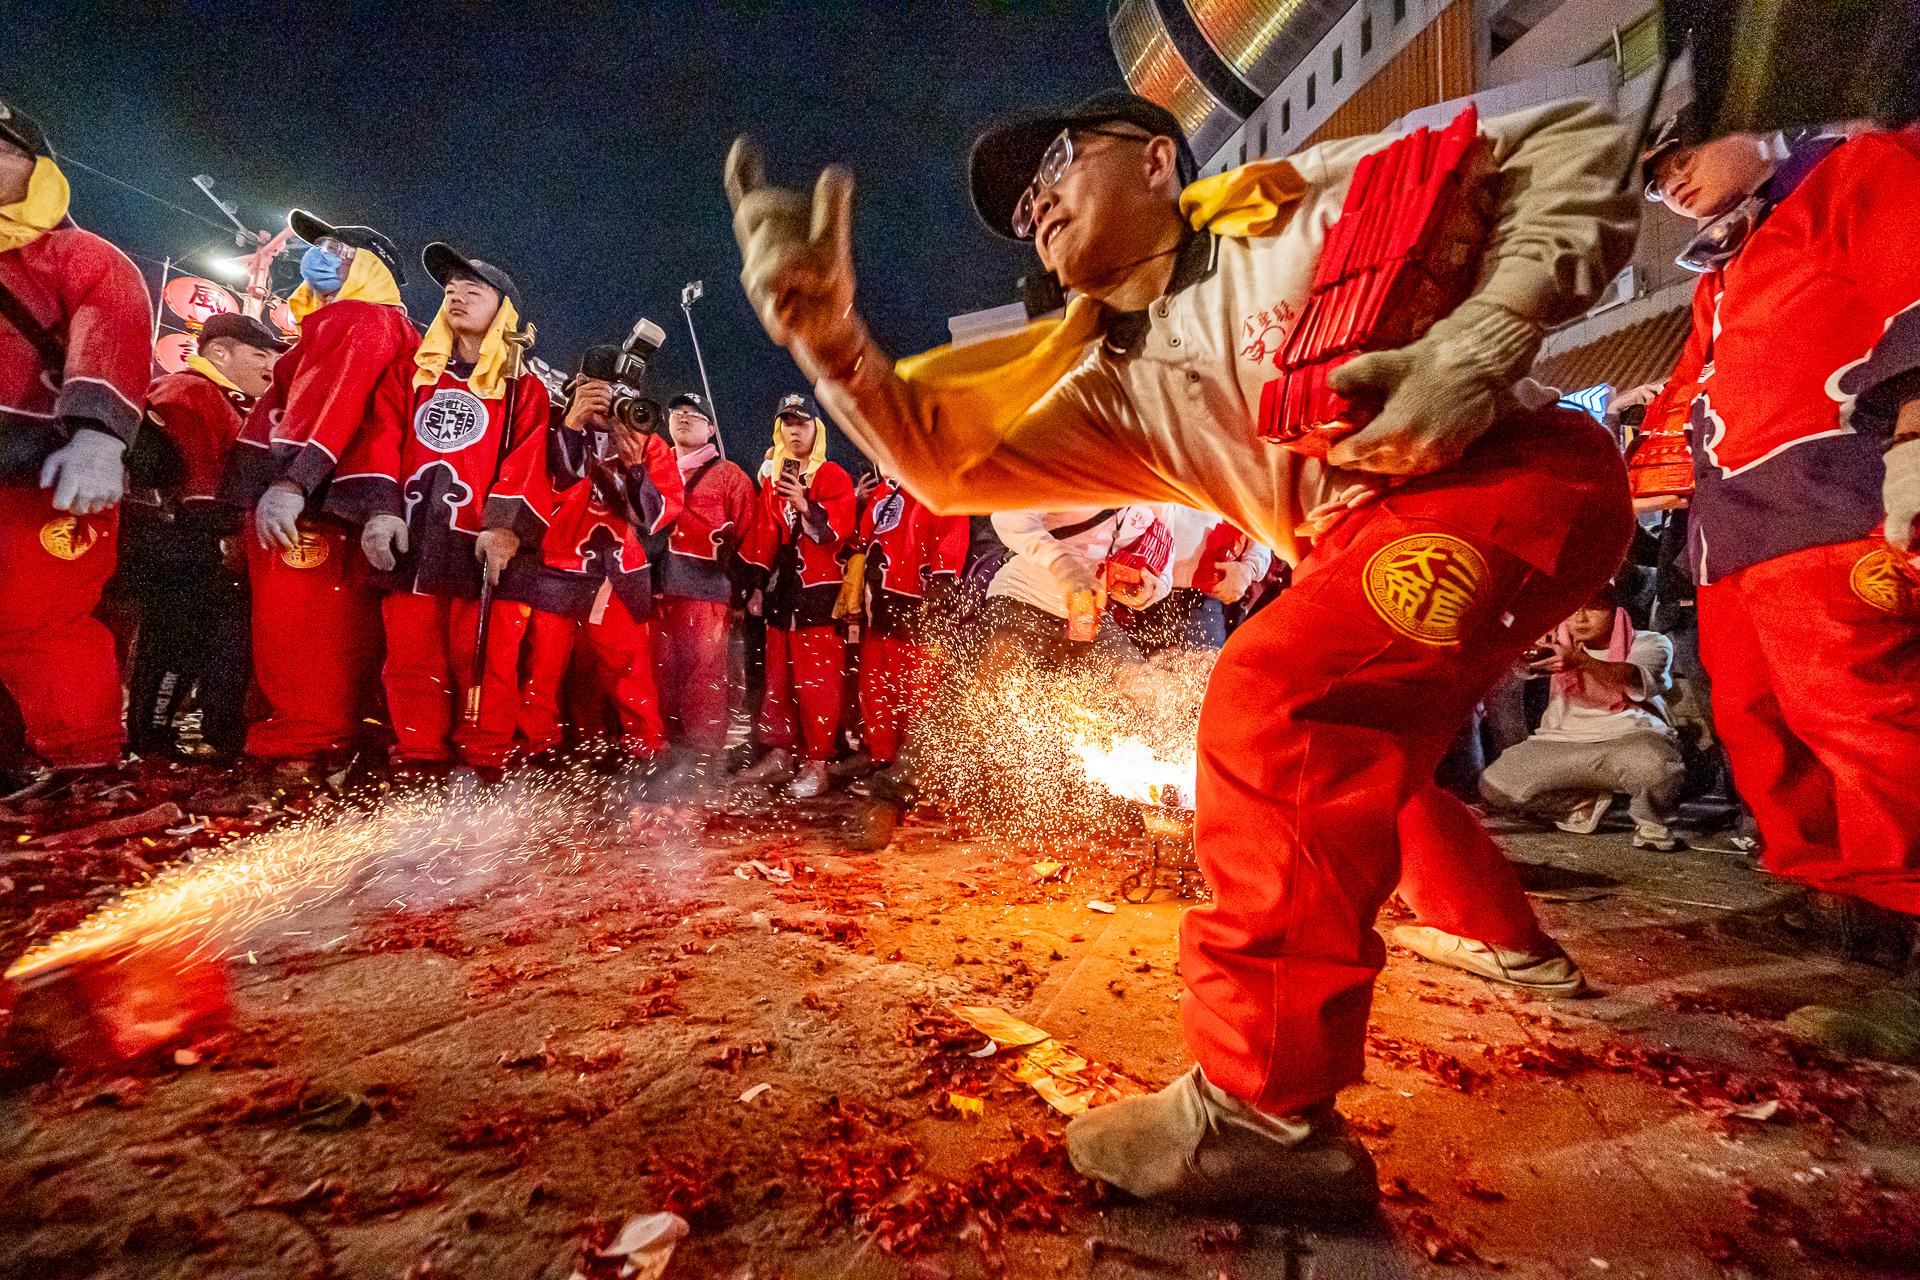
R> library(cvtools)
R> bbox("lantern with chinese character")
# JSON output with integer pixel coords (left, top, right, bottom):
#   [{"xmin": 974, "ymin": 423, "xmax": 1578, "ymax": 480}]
[
  {"xmin": 268, "ymin": 296, "xmax": 298, "ymax": 340},
  {"xmin": 162, "ymin": 276, "xmax": 239, "ymax": 332},
  {"xmin": 153, "ymin": 332, "xmax": 195, "ymax": 374}
]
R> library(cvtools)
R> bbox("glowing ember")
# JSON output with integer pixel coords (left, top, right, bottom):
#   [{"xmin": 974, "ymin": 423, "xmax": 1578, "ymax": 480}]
[
  {"xmin": 6, "ymin": 767, "xmax": 620, "ymax": 983},
  {"xmin": 1068, "ymin": 732, "xmax": 1195, "ymax": 811}
]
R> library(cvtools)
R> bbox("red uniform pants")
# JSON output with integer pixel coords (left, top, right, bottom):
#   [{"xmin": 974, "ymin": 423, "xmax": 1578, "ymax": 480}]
[
  {"xmin": 859, "ymin": 631, "xmax": 942, "ymax": 765},
  {"xmin": 521, "ymin": 599, "xmax": 666, "ymax": 757},
  {"xmin": 0, "ymin": 486, "xmax": 122, "ymax": 767},
  {"xmin": 756, "ymin": 625, "xmax": 844, "ymax": 762},
  {"xmin": 654, "ymin": 595, "xmax": 733, "ymax": 751},
  {"xmin": 1698, "ymin": 537, "xmax": 1920, "ymax": 915},
  {"xmin": 243, "ymin": 522, "xmax": 384, "ymax": 761},
  {"xmin": 1182, "ymin": 417, "xmax": 1631, "ymax": 1117},
  {"xmin": 381, "ymin": 592, "xmax": 532, "ymax": 768}
]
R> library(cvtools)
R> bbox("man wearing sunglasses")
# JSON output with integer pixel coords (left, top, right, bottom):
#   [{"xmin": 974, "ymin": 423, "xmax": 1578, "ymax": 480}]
[
  {"xmin": 729, "ymin": 89, "xmax": 1638, "ymax": 1216},
  {"xmin": 1640, "ymin": 117, "xmax": 1920, "ymax": 1058}
]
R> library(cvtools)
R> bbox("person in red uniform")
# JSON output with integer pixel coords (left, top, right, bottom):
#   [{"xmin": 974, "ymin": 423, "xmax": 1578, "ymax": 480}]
[
  {"xmin": 125, "ymin": 312, "xmax": 285, "ymax": 758},
  {"xmin": 727, "ymin": 90, "xmax": 1635, "ymax": 1213},
  {"xmin": 480, "ymin": 362, "xmax": 684, "ymax": 762},
  {"xmin": 223, "ymin": 209, "xmax": 418, "ymax": 766},
  {"xmin": 652, "ymin": 391, "xmax": 755, "ymax": 780},
  {"xmin": 1642, "ymin": 119, "xmax": 1920, "ymax": 1059},
  {"xmin": 848, "ymin": 471, "xmax": 968, "ymax": 797},
  {"xmin": 0, "ymin": 99, "xmax": 153, "ymax": 774},
  {"xmin": 736, "ymin": 394, "xmax": 856, "ymax": 799},
  {"xmin": 359, "ymin": 243, "xmax": 546, "ymax": 774}
]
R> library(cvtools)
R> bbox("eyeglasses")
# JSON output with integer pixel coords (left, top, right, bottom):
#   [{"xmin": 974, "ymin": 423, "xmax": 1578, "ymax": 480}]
[{"xmin": 1012, "ymin": 126, "xmax": 1152, "ymax": 241}]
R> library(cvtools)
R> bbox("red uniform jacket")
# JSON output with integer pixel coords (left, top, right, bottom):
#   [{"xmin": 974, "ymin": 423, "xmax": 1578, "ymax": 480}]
[
  {"xmin": 857, "ymin": 477, "xmax": 968, "ymax": 639},
  {"xmin": 223, "ymin": 299, "xmax": 419, "ymax": 521},
  {"xmin": 740, "ymin": 460, "xmax": 855, "ymax": 630},
  {"xmin": 363, "ymin": 365, "xmax": 549, "ymax": 599},
  {"xmin": 1676, "ymin": 131, "xmax": 1920, "ymax": 581},
  {"xmin": 0, "ymin": 223, "xmax": 152, "ymax": 482},
  {"xmin": 486, "ymin": 417, "xmax": 685, "ymax": 620},
  {"xmin": 135, "ymin": 366, "xmax": 252, "ymax": 537},
  {"xmin": 655, "ymin": 449, "xmax": 757, "ymax": 605}
]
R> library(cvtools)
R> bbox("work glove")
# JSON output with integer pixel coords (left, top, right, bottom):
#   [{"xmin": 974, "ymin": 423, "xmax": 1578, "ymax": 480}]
[
  {"xmin": 1326, "ymin": 298, "xmax": 1544, "ymax": 475},
  {"xmin": 1209, "ymin": 559, "xmax": 1259, "ymax": 605},
  {"xmin": 1884, "ymin": 437, "xmax": 1920, "ymax": 553},
  {"xmin": 254, "ymin": 481, "xmax": 306, "ymax": 550},
  {"xmin": 474, "ymin": 527, "xmax": 521, "ymax": 587},
  {"xmin": 360, "ymin": 513, "xmax": 410, "ymax": 572},
  {"xmin": 39, "ymin": 427, "xmax": 126, "ymax": 515}
]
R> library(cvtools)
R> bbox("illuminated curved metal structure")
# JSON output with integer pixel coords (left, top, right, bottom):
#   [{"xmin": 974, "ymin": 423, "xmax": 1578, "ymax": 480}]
[
  {"xmin": 1183, "ymin": 0, "xmax": 1355, "ymax": 94},
  {"xmin": 1108, "ymin": 0, "xmax": 1251, "ymax": 163}
]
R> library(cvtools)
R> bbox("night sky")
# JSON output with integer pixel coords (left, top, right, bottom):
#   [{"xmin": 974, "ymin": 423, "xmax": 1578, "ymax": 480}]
[{"xmin": 9, "ymin": 1, "xmax": 1118, "ymax": 466}]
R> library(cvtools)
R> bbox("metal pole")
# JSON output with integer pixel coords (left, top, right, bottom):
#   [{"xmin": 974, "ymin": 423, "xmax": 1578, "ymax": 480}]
[
  {"xmin": 152, "ymin": 255, "xmax": 171, "ymax": 347},
  {"xmin": 680, "ymin": 280, "xmax": 725, "ymax": 460}
]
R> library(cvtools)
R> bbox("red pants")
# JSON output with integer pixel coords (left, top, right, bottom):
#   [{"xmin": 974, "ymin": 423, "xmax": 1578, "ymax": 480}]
[
  {"xmin": 244, "ymin": 522, "xmax": 384, "ymax": 761},
  {"xmin": 0, "ymin": 486, "xmax": 122, "ymax": 767},
  {"xmin": 381, "ymin": 592, "xmax": 532, "ymax": 768},
  {"xmin": 1182, "ymin": 417, "xmax": 1630, "ymax": 1117},
  {"xmin": 521, "ymin": 600, "xmax": 665, "ymax": 756},
  {"xmin": 756, "ymin": 625, "xmax": 844, "ymax": 762},
  {"xmin": 859, "ymin": 632, "xmax": 942, "ymax": 764},
  {"xmin": 654, "ymin": 596, "xmax": 733, "ymax": 751},
  {"xmin": 1699, "ymin": 538, "xmax": 1920, "ymax": 915}
]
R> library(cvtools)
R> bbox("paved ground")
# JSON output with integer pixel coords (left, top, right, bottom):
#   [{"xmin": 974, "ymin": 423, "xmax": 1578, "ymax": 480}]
[{"xmin": 1, "ymin": 766, "xmax": 1917, "ymax": 1279}]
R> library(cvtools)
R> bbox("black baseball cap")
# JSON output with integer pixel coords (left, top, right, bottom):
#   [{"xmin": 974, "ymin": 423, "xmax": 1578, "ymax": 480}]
[
  {"xmin": 969, "ymin": 89, "xmax": 1199, "ymax": 241},
  {"xmin": 668, "ymin": 392, "xmax": 711, "ymax": 418},
  {"xmin": 197, "ymin": 312, "xmax": 289, "ymax": 353},
  {"xmin": 775, "ymin": 392, "xmax": 817, "ymax": 420},
  {"xmin": 287, "ymin": 209, "xmax": 407, "ymax": 286},
  {"xmin": 0, "ymin": 97, "xmax": 48, "ymax": 157},
  {"xmin": 422, "ymin": 241, "xmax": 520, "ymax": 308},
  {"xmin": 1639, "ymin": 108, "xmax": 1699, "ymax": 202}
]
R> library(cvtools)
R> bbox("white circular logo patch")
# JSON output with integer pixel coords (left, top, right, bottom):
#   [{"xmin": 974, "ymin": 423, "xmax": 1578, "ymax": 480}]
[
  {"xmin": 871, "ymin": 491, "xmax": 905, "ymax": 536},
  {"xmin": 413, "ymin": 387, "xmax": 488, "ymax": 453}
]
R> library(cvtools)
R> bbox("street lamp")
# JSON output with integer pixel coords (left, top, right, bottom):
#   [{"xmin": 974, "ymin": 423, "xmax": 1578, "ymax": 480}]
[{"xmin": 191, "ymin": 175, "xmax": 291, "ymax": 320}]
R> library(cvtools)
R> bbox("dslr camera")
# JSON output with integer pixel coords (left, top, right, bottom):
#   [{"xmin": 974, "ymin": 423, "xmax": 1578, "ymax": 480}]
[{"xmin": 578, "ymin": 317, "xmax": 667, "ymax": 430}]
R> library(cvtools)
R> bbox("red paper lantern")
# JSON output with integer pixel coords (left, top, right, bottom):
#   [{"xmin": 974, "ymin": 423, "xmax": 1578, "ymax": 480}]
[
  {"xmin": 153, "ymin": 332, "xmax": 195, "ymax": 373},
  {"xmin": 162, "ymin": 276, "xmax": 239, "ymax": 331},
  {"xmin": 268, "ymin": 296, "xmax": 298, "ymax": 339}
]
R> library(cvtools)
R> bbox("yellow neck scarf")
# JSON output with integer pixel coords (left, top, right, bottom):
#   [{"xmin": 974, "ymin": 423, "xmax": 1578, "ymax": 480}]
[
  {"xmin": 894, "ymin": 159, "xmax": 1307, "ymax": 421},
  {"xmin": 287, "ymin": 246, "xmax": 404, "ymax": 323},
  {"xmin": 184, "ymin": 352, "xmax": 244, "ymax": 393},
  {"xmin": 768, "ymin": 414, "xmax": 828, "ymax": 480},
  {"xmin": 413, "ymin": 295, "xmax": 521, "ymax": 399},
  {"xmin": 0, "ymin": 156, "xmax": 71, "ymax": 254}
]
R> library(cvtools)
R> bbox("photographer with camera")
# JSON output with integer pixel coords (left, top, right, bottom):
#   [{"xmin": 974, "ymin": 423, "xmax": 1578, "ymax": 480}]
[
  {"xmin": 736, "ymin": 393, "xmax": 855, "ymax": 798},
  {"xmin": 481, "ymin": 322, "xmax": 684, "ymax": 762},
  {"xmin": 361, "ymin": 243, "xmax": 547, "ymax": 775}
]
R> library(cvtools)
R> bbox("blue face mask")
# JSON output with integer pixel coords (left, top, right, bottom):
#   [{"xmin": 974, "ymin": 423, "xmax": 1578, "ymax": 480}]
[{"xmin": 299, "ymin": 243, "xmax": 347, "ymax": 294}]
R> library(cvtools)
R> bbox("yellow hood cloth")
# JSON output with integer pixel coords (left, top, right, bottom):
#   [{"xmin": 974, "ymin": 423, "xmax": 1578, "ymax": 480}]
[
  {"xmin": 892, "ymin": 158, "xmax": 1308, "ymax": 433},
  {"xmin": 414, "ymin": 295, "xmax": 522, "ymax": 399},
  {"xmin": 766, "ymin": 409, "xmax": 829, "ymax": 480},
  {"xmin": 184, "ymin": 352, "xmax": 243, "ymax": 392},
  {"xmin": 287, "ymin": 245, "xmax": 404, "ymax": 323},
  {"xmin": 0, "ymin": 156, "xmax": 71, "ymax": 254}
]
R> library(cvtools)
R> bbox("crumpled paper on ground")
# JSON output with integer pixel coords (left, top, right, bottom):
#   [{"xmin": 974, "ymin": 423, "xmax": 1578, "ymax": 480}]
[
  {"xmin": 571, "ymin": 1211, "xmax": 688, "ymax": 1280},
  {"xmin": 952, "ymin": 1005, "xmax": 1148, "ymax": 1117}
]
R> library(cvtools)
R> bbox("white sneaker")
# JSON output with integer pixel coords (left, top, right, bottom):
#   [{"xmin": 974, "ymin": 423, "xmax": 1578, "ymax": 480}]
[
  {"xmin": 786, "ymin": 761, "xmax": 831, "ymax": 799},
  {"xmin": 1392, "ymin": 924, "xmax": 1587, "ymax": 997},
  {"xmin": 736, "ymin": 748, "xmax": 794, "ymax": 784},
  {"xmin": 1553, "ymin": 793, "xmax": 1614, "ymax": 835},
  {"xmin": 1632, "ymin": 823, "xmax": 1684, "ymax": 851}
]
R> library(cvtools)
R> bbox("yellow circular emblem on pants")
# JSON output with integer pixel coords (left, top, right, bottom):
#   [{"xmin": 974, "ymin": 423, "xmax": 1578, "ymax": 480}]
[
  {"xmin": 1363, "ymin": 532, "xmax": 1489, "ymax": 645},
  {"xmin": 39, "ymin": 516, "xmax": 100, "ymax": 561},
  {"xmin": 1850, "ymin": 545, "xmax": 1916, "ymax": 614},
  {"xmin": 281, "ymin": 530, "xmax": 331, "ymax": 570}
]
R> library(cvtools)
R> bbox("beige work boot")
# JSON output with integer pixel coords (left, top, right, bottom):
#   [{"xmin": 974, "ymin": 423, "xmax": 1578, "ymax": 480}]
[
  {"xmin": 1065, "ymin": 1066, "xmax": 1377, "ymax": 1221},
  {"xmin": 1783, "ymin": 990, "xmax": 1920, "ymax": 1065},
  {"xmin": 736, "ymin": 748, "xmax": 794, "ymax": 784},
  {"xmin": 1392, "ymin": 924, "xmax": 1587, "ymax": 997},
  {"xmin": 1554, "ymin": 793, "xmax": 1613, "ymax": 835}
]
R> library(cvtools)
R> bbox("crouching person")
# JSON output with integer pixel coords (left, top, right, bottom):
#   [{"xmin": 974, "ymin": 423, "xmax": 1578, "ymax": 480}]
[
  {"xmin": 361, "ymin": 244, "xmax": 547, "ymax": 775},
  {"xmin": 481, "ymin": 362, "xmax": 683, "ymax": 763},
  {"xmin": 1478, "ymin": 582, "xmax": 1685, "ymax": 847},
  {"xmin": 736, "ymin": 394, "xmax": 854, "ymax": 798}
]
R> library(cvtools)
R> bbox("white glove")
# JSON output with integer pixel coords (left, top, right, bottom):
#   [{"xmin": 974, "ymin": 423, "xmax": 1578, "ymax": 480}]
[
  {"xmin": 1884, "ymin": 437, "xmax": 1920, "ymax": 552},
  {"xmin": 1210, "ymin": 559, "xmax": 1259, "ymax": 604},
  {"xmin": 254, "ymin": 482, "xmax": 306, "ymax": 550},
  {"xmin": 1326, "ymin": 298, "xmax": 1544, "ymax": 475},
  {"xmin": 38, "ymin": 427, "xmax": 126, "ymax": 515},
  {"xmin": 1054, "ymin": 552, "xmax": 1100, "ymax": 598},
  {"xmin": 360, "ymin": 513, "xmax": 410, "ymax": 571},
  {"xmin": 474, "ymin": 527, "xmax": 520, "ymax": 586}
]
